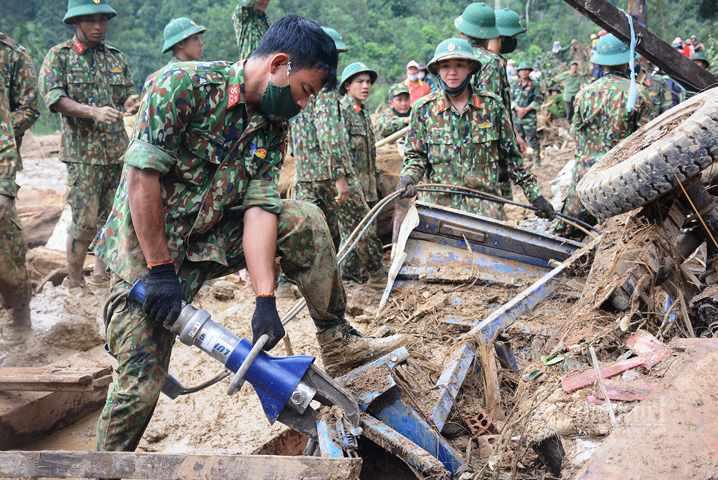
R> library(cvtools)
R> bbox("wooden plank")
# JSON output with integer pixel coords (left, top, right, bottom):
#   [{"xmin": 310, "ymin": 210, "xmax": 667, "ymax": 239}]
[
  {"xmin": 0, "ymin": 451, "xmax": 362, "ymax": 479},
  {"xmin": 0, "ymin": 366, "xmax": 111, "ymax": 392},
  {"xmin": 477, "ymin": 342, "xmax": 504, "ymax": 421},
  {"xmin": 562, "ymin": 0, "xmax": 718, "ymax": 91},
  {"xmin": 0, "ymin": 347, "xmax": 111, "ymax": 449}
]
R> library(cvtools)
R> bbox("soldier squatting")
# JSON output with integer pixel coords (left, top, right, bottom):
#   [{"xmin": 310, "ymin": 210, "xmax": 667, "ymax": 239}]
[{"xmin": 0, "ymin": 0, "xmax": 700, "ymax": 456}]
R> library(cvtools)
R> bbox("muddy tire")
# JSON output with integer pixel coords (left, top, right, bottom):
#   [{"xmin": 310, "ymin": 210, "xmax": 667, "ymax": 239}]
[{"xmin": 577, "ymin": 87, "xmax": 718, "ymax": 221}]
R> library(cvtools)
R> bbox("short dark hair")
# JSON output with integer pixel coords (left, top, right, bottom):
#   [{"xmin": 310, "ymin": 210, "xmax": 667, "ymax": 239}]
[{"xmin": 251, "ymin": 15, "xmax": 338, "ymax": 90}]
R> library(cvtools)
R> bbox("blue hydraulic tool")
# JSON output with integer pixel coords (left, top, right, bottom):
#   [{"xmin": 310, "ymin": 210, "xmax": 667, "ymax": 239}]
[{"xmin": 128, "ymin": 280, "xmax": 360, "ymax": 437}]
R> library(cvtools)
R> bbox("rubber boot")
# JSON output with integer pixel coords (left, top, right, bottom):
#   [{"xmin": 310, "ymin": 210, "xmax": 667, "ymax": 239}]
[
  {"xmin": 0, "ymin": 303, "xmax": 31, "ymax": 345},
  {"xmin": 316, "ymin": 324, "xmax": 408, "ymax": 377},
  {"xmin": 87, "ymin": 255, "xmax": 110, "ymax": 290},
  {"xmin": 66, "ymin": 236, "xmax": 90, "ymax": 288}
]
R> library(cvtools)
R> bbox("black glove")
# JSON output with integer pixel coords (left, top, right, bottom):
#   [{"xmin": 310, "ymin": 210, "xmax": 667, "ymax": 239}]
[
  {"xmin": 251, "ymin": 296, "xmax": 285, "ymax": 351},
  {"xmin": 531, "ymin": 196, "xmax": 556, "ymax": 219},
  {"xmin": 398, "ymin": 176, "xmax": 417, "ymax": 199},
  {"xmin": 142, "ymin": 264, "xmax": 183, "ymax": 327}
]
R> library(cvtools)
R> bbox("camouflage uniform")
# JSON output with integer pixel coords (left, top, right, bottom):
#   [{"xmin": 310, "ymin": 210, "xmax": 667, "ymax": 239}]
[
  {"xmin": 401, "ymin": 89, "xmax": 541, "ymax": 219},
  {"xmin": 291, "ymin": 89, "xmax": 353, "ymax": 250},
  {"xmin": 39, "ymin": 37, "xmax": 136, "ymax": 243},
  {"xmin": 511, "ymin": 78, "xmax": 543, "ymax": 165},
  {"xmin": 93, "ymin": 62, "xmax": 348, "ymax": 451},
  {"xmin": 644, "ymin": 73, "xmax": 673, "ymax": 119},
  {"xmin": 337, "ymin": 94, "xmax": 384, "ymax": 281},
  {"xmin": 232, "ymin": 0, "xmax": 269, "ymax": 60},
  {"xmin": 0, "ymin": 60, "xmax": 31, "ymax": 321},
  {"xmin": 561, "ymin": 73, "xmax": 651, "ymax": 219},
  {"xmin": 0, "ymin": 32, "xmax": 40, "ymax": 169},
  {"xmin": 471, "ymin": 43, "xmax": 515, "ymax": 198},
  {"xmin": 374, "ymin": 108, "xmax": 410, "ymax": 139}
]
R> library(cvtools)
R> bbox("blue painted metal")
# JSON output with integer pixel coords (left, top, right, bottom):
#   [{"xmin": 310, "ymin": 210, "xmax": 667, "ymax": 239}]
[
  {"xmin": 431, "ymin": 344, "xmax": 476, "ymax": 432},
  {"xmin": 337, "ymin": 347, "xmax": 409, "ymax": 386},
  {"xmin": 338, "ymin": 348, "xmax": 408, "ymax": 411},
  {"xmin": 369, "ymin": 389, "xmax": 465, "ymax": 475},
  {"xmin": 316, "ymin": 419, "xmax": 345, "ymax": 459},
  {"xmin": 413, "ymin": 202, "xmax": 583, "ymax": 266},
  {"xmin": 361, "ymin": 415, "xmax": 451, "ymax": 479},
  {"xmin": 400, "ymin": 238, "xmax": 547, "ymax": 286}
]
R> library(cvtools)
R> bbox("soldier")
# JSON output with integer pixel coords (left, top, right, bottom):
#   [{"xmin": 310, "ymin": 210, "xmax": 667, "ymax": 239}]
[
  {"xmin": 692, "ymin": 50, "xmax": 711, "ymax": 70},
  {"xmin": 291, "ymin": 26, "xmax": 352, "ymax": 251},
  {"xmin": 397, "ymin": 38, "xmax": 554, "ymax": 221},
  {"xmin": 0, "ymin": 32, "xmax": 40, "ymax": 169},
  {"xmin": 559, "ymin": 34, "xmax": 650, "ymax": 234},
  {"xmin": 93, "ymin": 16, "xmax": 405, "ymax": 452},
  {"xmin": 512, "ymin": 63, "xmax": 543, "ymax": 166},
  {"xmin": 0, "ymin": 32, "xmax": 39, "ymax": 342},
  {"xmin": 642, "ymin": 69, "xmax": 673, "ymax": 118},
  {"xmin": 39, "ymin": 0, "xmax": 139, "ymax": 291},
  {"xmin": 556, "ymin": 61, "xmax": 587, "ymax": 122},
  {"xmin": 374, "ymin": 83, "xmax": 411, "ymax": 139},
  {"xmin": 162, "ymin": 18, "xmax": 206, "ymax": 63},
  {"xmin": 338, "ymin": 62, "xmax": 385, "ymax": 285},
  {"xmin": 455, "ymin": 3, "xmax": 521, "ymax": 198},
  {"xmin": 493, "ymin": 8, "xmax": 526, "ymax": 56},
  {"xmin": 233, "ymin": 0, "xmax": 270, "ymax": 60}
]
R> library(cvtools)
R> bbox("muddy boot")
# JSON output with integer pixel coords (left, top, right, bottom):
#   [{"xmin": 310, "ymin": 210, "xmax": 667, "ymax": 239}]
[
  {"xmin": 317, "ymin": 324, "xmax": 408, "ymax": 377},
  {"xmin": 0, "ymin": 308, "xmax": 31, "ymax": 346}
]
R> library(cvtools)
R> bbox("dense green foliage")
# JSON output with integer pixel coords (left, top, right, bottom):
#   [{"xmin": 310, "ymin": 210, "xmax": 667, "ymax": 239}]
[{"xmin": 2, "ymin": 0, "xmax": 716, "ymax": 130}]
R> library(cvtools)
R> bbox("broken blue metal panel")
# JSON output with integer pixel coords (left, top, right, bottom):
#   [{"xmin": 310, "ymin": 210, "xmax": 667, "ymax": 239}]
[
  {"xmin": 316, "ymin": 419, "xmax": 344, "ymax": 459},
  {"xmin": 400, "ymin": 238, "xmax": 547, "ymax": 286},
  {"xmin": 337, "ymin": 347, "xmax": 409, "ymax": 386},
  {"xmin": 431, "ymin": 344, "xmax": 476, "ymax": 433},
  {"xmin": 361, "ymin": 415, "xmax": 451, "ymax": 480},
  {"xmin": 413, "ymin": 202, "xmax": 583, "ymax": 266},
  {"xmin": 369, "ymin": 388, "xmax": 465, "ymax": 475}
]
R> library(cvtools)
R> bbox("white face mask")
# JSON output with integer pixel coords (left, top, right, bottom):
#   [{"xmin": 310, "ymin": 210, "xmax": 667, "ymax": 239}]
[
  {"xmin": 407, "ymin": 73, "xmax": 418, "ymax": 81},
  {"xmin": 417, "ymin": 71, "xmax": 426, "ymax": 80}
]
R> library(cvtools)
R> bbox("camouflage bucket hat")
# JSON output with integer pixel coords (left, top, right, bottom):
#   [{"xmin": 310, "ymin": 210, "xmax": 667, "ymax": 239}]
[
  {"xmin": 388, "ymin": 82, "xmax": 410, "ymax": 98},
  {"xmin": 64, "ymin": 0, "xmax": 117, "ymax": 24},
  {"xmin": 162, "ymin": 17, "xmax": 206, "ymax": 53},
  {"xmin": 427, "ymin": 38, "xmax": 481, "ymax": 75}
]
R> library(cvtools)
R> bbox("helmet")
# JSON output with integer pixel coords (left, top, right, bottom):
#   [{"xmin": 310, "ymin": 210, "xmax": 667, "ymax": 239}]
[
  {"xmin": 591, "ymin": 34, "xmax": 632, "ymax": 66},
  {"xmin": 63, "ymin": 0, "xmax": 117, "ymax": 24},
  {"xmin": 495, "ymin": 8, "xmax": 526, "ymax": 37},
  {"xmin": 162, "ymin": 17, "xmax": 206, "ymax": 53},
  {"xmin": 340, "ymin": 62, "xmax": 378, "ymax": 90},
  {"xmin": 454, "ymin": 3, "xmax": 499, "ymax": 40},
  {"xmin": 692, "ymin": 50, "xmax": 710, "ymax": 67},
  {"xmin": 321, "ymin": 27, "xmax": 348, "ymax": 53},
  {"xmin": 388, "ymin": 83, "xmax": 410, "ymax": 98},
  {"xmin": 516, "ymin": 62, "xmax": 533, "ymax": 72},
  {"xmin": 427, "ymin": 38, "xmax": 481, "ymax": 75}
]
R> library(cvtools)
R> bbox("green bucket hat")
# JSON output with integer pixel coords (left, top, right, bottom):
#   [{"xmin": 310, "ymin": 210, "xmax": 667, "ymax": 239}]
[
  {"xmin": 63, "ymin": 0, "xmax": 117, "ymax": 24},
  {"xmin": 692, "ymin": 50, "xmax": 710, "ymax": 67},
  {"xmin": 388, "ymin": 83, "xmax": 410, "ymax": 99},
  {"xmin": 495, "ymin": 8, "xmax": 526, "ymax": 37},
  {"xmin": 162, "ymin": 17, "xmax": 206, "ymax": 54},
  {"xmin": 427, "ymin": 38, "xmax": 481, "ymax": 75},
  {"xmin": 340, "ymin": 62, "xmax": 378, "ymax": 90},
  {"xmin": 454, "ymin": 2, "xmax": 499, "ymax": 40},
  {"xmin": 321, "ymin": 27, "xmax": 348, "ymax": 53},
  {"xmin": 591, "ymin": 34, "xmax": 632, "ymax": 66},
  {"xmin": 517, "ymin": 62, "xmax": 533, "ymax": 71}
]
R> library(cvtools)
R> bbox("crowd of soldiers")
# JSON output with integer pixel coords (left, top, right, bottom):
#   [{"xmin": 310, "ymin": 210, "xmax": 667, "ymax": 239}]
[{"xmin": 0, "ymin": 0, "xmax": 712, "ymax": 457}]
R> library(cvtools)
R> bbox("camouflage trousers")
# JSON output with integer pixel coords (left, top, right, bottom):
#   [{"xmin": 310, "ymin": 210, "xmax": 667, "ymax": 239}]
[
  {"xmin": 516, "ymin": 117, "xmax": 540, "ymax": 166},
  {"xmin": 65, "ymin": 162, "xmax": 122, "ymax": 242},
  {"xmin": 337, "ymin": 182, "xmax": 383, "ymax": 282},
  {"xmin": 294, "ymin": 180, "xmax": 341, "ymax": 251},
  {"xmin": 418, "ymin": 189, "xmax": 506, "ymax": 220},
  {"xmin": 559, "ymin": 154, "xmax": 601, "ymax": 232},
  {"xmin": 96, "ymin": 199, "xmax": 347, "ymax": 451},
  {"xmin": 0, "ymin": 203, "xmax": 30, "ymax": 315}
]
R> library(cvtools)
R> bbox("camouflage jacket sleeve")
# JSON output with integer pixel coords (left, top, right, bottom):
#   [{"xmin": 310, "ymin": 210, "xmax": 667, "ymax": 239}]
[
  {"xmin": 9, "ymin": 46, "xmax": 39, "ymax": 136},
  {"xmin": 498, "ymin": 102, "xmax": 540, "ymax": 202},
  {"xmin": 315, "ymin": 91, "xmax": 352, "ymax": 179},
  {"xmin": 0, "ymin": 94, "xmax": 17, "ymax": 197},
  {"xmin": 400, "ymin": 103, "xmax": 428, "ymax": 184},
  {"xmin": 528, "ymin": 82, "xmax": 543, "ymax": 111},
  {"xmin": 116, "ymin": 49, "xmax": 138, "ymax": 105},
  {"xmin": 375, "ymin": 111, "xmax": 408, "ymax": 139},
  {"xmin": 39, "ymin": 47, "xmax": 67, "ymax": 111},
  {"xmin": 124, "ymin": 69, "xmax": 197, "ymax": 173},
  {"xmin": 635, "ymin": 85, "xmax": 652, "ymax": 129},
  {"xmin": 233, "ymin": 0, "xmax": 270, "ymax": 60}
]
